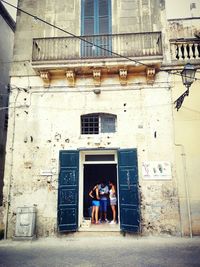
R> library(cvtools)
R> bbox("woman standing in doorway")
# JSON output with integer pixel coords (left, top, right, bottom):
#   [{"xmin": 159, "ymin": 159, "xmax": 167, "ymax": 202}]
[
  {"xmin": 89, "ymin": 184, "xmax": 100, "ymax": 224},
  {"xmin": 109, "ymin": 181, "xmax": 117, "ymax": 224}
]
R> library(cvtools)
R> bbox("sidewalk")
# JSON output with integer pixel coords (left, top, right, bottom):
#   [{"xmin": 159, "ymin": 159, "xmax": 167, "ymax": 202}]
[{"xmin": 0, "ymin": 235, "xmax": 200, "ymax": 267}]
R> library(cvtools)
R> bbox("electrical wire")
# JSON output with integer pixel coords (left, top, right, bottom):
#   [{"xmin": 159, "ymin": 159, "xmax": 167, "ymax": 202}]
[
  {"xmin": 1, "ymin": 0, "xmax": 200, "ymax": 82},
  {"xmin": 165, "ymin": 70, "xmax": 200, "ymax": 82},
  {"xmin": 0, "ymin": 0, "xmax": 148, "ymax": 67},
  {"xmin": 1, "ymin": 0, "xmax": 200, "ymax": 115},
  {"xmin": 0, "ymin": 59, "xmax": 30, "ymax": 64}
]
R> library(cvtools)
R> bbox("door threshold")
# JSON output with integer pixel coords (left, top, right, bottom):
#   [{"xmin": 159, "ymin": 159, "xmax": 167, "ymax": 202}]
[{"xmin": 79, "ymin": 222, "xmax": 120, "ymax": 232}]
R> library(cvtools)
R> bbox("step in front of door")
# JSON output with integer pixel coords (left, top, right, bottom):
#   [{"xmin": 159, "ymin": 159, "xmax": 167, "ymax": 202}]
[{"xmin": 79, "ymin": 220, "xmax": 120, "ymax": 232}]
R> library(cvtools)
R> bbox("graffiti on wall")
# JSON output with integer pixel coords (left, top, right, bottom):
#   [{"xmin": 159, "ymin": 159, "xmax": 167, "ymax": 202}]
[{"xmin": 142, "ymin": 161, "xmax": 171, "ymax": 180}]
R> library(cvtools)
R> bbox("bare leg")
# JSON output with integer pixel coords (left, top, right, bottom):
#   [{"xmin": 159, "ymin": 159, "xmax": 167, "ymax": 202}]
[
  {"xmin": 111, "ymin": 205, "xmax": 116, "ymax": 221},
  {"xmin": 91, "ymin": 206, "xmax": 95, "ymax": 223},
  {"xmin": 95, "ymin": 206, "xmax": 99, "ymax": 223}
]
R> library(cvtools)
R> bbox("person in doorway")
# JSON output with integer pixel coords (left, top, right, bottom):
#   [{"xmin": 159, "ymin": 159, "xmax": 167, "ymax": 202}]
[
  {"xmin": 109, "ymin": 181, "xmax": 117, "ymax": 224},
  {"xmin": 89, "ymin": 184, "xmax": 100, "ymax": 224},
  {"xmin": 98, "ymin": 181, "xmax": 109, "ymax": 223}
]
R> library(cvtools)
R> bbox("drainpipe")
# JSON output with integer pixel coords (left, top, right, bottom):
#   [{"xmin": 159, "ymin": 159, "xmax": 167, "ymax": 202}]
[
  {"xmin": 4, "ymin": 89, "xmax": 19, "ymax": 239},
  {"xmin": 175, "ymin": 144, "xmax": 193, "ymax": 238}
]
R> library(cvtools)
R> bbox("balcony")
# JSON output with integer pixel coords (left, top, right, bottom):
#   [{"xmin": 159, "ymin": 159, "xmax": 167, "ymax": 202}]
[
  {"xmin": 32, "ymin": 32, "xmax": 163, "ymax": 69},
  {"xmin": 32, "ymin": 32, "xmax": 163, "ymax": 87},
  {"xmin": 170, "ymin": 38, "xmax": 200, "ymax": 65}
]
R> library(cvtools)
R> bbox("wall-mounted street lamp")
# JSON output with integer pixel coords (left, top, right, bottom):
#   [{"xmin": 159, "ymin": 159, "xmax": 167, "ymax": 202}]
[{"xmin": 174, "ymin": 63, "xmax": 196, "ymax": 111}]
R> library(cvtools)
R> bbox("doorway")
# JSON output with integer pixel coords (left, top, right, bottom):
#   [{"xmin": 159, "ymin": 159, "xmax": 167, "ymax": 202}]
[
  {"xmin": 83, "ymin": 164, "xmax": 118, "ymax": 221},
  {"xmin": 58, "ymin": 149, "xmax": 140, "ymax": 233}
]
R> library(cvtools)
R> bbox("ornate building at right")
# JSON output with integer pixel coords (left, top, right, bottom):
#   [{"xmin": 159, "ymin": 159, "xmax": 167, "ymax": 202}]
[{"xmin": 167, "ymin": 0, "xmax": 200, "ymax": 236}]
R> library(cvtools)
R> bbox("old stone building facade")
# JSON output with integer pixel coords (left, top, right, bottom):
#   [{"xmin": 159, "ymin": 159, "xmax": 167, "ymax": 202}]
[
  {"xmin": 168, "ymin": 16, "xmax": 200, "ymax": 236},
  {"xmin": 2, "ymin": 0, "xmax": 200, "ymax": 238},
  {"xmin": 0, "ymin": 1, "xmax": 15, "ymax": 234}
]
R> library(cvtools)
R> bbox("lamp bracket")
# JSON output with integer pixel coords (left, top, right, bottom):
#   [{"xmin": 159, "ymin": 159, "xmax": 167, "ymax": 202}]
[{"xmin": 174, "ymin": 88, "xmax": 189, "ymax": 111}]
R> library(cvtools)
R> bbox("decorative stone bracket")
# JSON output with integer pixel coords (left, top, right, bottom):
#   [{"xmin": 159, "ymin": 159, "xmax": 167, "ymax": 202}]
[
  {"xmin": 40, "ymin": 71, "xmax": 51, "ymax": 87},
  {"xmin": 93, "ymin": 69, "xmax": 101, "ymax": 86},
  {"xmin": 119, "ymin": 69, "xmax": 128, "ymax": 85},
  {"xmin": 66, "ymin": 70, "xmax": 76, "ymax": 87},
  {"xmin": 39, "ymin": 66, "xmax": 157, "ymax": 87},
  {"xmin": 146, "ymin": 67, "xmax": 156, "ymax": 84}
]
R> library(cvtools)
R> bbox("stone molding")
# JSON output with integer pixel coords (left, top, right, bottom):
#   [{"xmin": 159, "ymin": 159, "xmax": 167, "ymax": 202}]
[
  {"xmin": 119, "ymin": 69, "xmax": 128, "ymax": 85},
  {"xmin": 93, "ymin": 69, "xmax": 101, "ymax": 86},
  {"xmin": 38, "ymin": 66, "xmax": 158, "ymax": 87},
  {"xmin": 146, "ymin": 67, "xmax": 156, "ymax": 84},
  {"xmin": 66, "ymin": 70, "xmax": 75, "ymax": 86},
  {"xmin": 40, "ymin": 71, "xmax": 51, "ymax": 87}
]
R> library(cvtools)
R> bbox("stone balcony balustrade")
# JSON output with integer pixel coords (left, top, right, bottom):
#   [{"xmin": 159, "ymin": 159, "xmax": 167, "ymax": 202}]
[
  {"xmin": 170, "ymin": 38, "xmax": 200, "ymax": 64},
  {"xmin": 32, "ymin": 31, "xmax": 162, "ymax": 66},
  {"xmin": 31, "ymin": 31, "xmax": 163, "ymax": 86}
]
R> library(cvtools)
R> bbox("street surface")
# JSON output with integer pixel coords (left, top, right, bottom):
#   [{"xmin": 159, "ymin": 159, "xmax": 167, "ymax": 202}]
[{"xmin": 0, "ymin": 235, "xmax": 200, "ymax": 267}]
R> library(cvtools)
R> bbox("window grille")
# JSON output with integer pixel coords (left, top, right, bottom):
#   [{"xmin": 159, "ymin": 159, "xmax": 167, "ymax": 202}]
[{"xmin": 81, "ymin": 113, "xmax": 116, "ymax": 134}]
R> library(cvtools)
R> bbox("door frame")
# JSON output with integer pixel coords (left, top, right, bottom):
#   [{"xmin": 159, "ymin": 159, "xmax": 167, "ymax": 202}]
[{"xmin": 79, "ymin": 149, "xmax": 118, "ymax": 227}]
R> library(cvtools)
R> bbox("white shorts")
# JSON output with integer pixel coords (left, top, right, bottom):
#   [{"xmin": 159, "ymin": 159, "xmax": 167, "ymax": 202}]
[{"xmin": 110, "ymin": 198, "xmax": 117, "ymax": 205}]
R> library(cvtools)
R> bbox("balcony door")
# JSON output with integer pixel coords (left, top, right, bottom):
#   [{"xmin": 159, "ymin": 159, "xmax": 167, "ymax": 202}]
[{"xmin": 81, "ymin": 0, "xmax": 112, "ymax": 58}]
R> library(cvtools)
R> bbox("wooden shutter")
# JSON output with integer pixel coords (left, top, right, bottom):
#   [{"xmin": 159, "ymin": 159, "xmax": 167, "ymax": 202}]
[
  {"xmin": 58, "ymin": 150, "xmax": 79, "ymax": 232},
  {"xmin": 118, "ymin": 149, "xmax": 140, "ymax": 232}
]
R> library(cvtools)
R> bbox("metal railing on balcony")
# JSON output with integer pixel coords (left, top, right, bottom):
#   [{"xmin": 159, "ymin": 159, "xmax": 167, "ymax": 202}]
[
  {"xmin": 170, "ymin": 38, "xmax": 200, "ymax": 62},
  {"xmin": 32, "ymin": 32, "xmax": 162, "ymax": 62}
]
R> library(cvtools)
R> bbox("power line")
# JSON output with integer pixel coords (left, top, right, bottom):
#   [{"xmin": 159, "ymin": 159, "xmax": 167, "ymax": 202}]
[
  {"xmin": 1, "ymin": 1, "xmax": 200, "ymax": 83},
  {"xmin": 0, "ymin": 59, "xmax": 30, "ymax": 64},
  {"xmin": 1, "ymin": 0, "xmax": 149, "ymax": 67},
  {"xmin": 165, "ymin": 70, "xmax": 200, "ymax": 82}
]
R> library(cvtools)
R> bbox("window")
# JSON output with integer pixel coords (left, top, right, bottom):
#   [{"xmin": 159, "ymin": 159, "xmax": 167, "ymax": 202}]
[
  {"xmin": 85, "ymin": 154, "xmax": 115, "ymax": 161},
  {"xmin": 81, "ymin": 113, "xmax": 116, "ymax": 134},
  {"xmin": 190, "ymin": 3, "xmax": 196, "ymax": 9},
  {"xmin": 82, "ymin": 0, "xmax": 111, "ymax": 35},
  {"xmin": 81, "ymin": 0, "xmax": 112, "ymax": 57}
]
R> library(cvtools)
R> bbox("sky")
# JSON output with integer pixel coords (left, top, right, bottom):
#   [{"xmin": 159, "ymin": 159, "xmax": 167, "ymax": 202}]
[
  {"xmin": 2, "ymin": 0, "xmax": 197, "ymax": 21},
  {"xmin": 2, "ymin": 0, "xmax": 18, "ymax": 20}
]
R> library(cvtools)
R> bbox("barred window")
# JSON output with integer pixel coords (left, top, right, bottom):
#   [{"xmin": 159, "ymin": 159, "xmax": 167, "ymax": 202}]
[{"xmin": 81, "ymin": 113, "xmax": 116, "ymax": 134}]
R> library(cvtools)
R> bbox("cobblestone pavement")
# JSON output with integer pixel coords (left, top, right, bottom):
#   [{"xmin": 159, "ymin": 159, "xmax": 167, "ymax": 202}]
[{"xmin": 0, "ymin": 235, "xmax": 200, "ymax": 267}]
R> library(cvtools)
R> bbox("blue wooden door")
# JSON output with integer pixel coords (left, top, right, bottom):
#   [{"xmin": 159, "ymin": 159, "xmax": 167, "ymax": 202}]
[
  {"xmin": 118, "ymin": 149, "xmax": 140, "ymax": 232},
  {"xmin": 58, "ymin": 150, "xmax": 79, "ymax": 232},
  {"xmin": 81, "ymin": 0, "xmax": 112, "ymax": 57}
]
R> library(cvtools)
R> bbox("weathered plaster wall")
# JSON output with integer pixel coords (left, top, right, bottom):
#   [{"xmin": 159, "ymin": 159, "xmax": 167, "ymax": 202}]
[
  {"xmin": 11, "ymin": 0, "xmax": 81, "ymax": 76},
  {"xmin": 172, "ymin": 72, "xmax": 200, "ymax": 236},
  {"xmin": 167, "ymin": 16, "xmax": 200, "ymax": 236},
  {"xmin": 3, "ymin": 70, "xmax": 180, "ymax": 237},
  {"xmin": 168, "ymin": 17, "xmax": 200, "ymax": 39},
  {"xmin": 113, "ymin": 0, "xmax": 165, "ymax": 33},
  {"xmin": 3, "ymin": 0, "xmax": 182, "ymax": 237}
]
